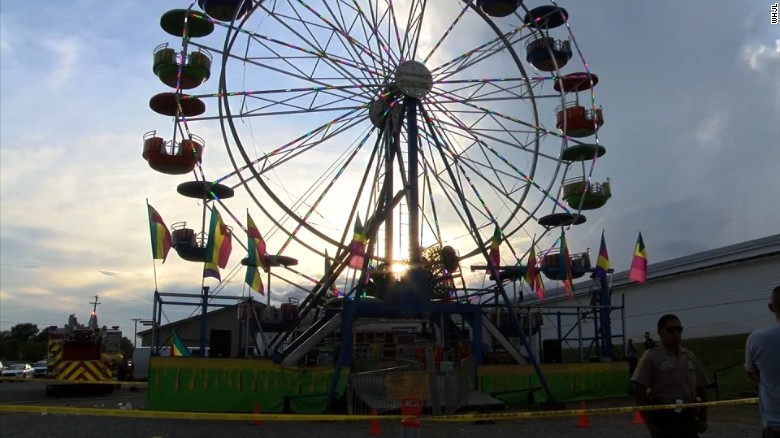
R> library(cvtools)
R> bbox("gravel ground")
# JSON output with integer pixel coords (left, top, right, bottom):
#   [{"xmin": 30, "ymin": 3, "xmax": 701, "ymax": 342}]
[{"xmin": 0, "ymin": 381, "xmax": 764, "ymax": 438}]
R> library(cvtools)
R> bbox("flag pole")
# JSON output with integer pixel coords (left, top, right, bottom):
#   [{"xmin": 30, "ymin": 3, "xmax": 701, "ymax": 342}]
[
  {"xmin": 146, "ymin": 198, "xmax": 159, "ymax": 292},
  {"xmin": 200, "ymin": 203, "xmax": 209, "ymax": 300}
]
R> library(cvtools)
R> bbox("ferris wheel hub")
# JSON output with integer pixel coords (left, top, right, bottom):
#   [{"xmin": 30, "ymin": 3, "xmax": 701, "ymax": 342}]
[{"xmin": 395, "ymin": 61, "xmax": 433, "ymax": 99}]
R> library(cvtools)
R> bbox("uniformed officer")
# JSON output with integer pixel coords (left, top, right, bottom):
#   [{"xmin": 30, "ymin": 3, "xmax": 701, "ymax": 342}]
[{"xmin": 632, "ymin": 314, "xmax": 708, "ymax": 438}]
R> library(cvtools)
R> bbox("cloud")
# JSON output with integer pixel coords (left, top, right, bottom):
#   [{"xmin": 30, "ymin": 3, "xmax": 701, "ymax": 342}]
[
  {"xmin": 42, "ymin": 36, "xmax": 83, "ymax": 89},
  {"xmin": 0, "ymin": 14, "xmax": 13, "ymax": 54},
  {"xmin": 742, "ymin": 39, "xmax": 780, "ymax": 72},
  {"xmin": 99, "ymin": 271, "xmax": 123, "ymax": 278}
]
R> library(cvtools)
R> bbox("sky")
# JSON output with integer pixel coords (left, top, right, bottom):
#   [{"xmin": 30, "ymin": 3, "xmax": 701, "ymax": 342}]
[{"xmin": 1, "ymin": 0, "xmax": 778, "ymax": 337}]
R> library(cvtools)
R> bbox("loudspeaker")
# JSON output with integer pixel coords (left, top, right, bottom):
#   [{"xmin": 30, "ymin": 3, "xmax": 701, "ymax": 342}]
[
  {"xmin": 542, "ymin": 339, "xmax": 562, "ymax": 364},
  {"xmin": 209, "ymin": 329, "xmax": 232, "ymax": 358}
]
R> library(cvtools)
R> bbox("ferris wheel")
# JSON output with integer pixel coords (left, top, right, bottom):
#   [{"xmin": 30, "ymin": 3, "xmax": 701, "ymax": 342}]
[{"xmin": 144, "ymin": 0, "xmax": 610, "ymax": 305}]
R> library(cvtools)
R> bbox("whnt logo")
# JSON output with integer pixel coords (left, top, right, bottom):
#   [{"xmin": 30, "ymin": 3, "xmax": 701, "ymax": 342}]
[{"xmin": 772, "ymin": 3, "xmax": 779, "ymax": 25}]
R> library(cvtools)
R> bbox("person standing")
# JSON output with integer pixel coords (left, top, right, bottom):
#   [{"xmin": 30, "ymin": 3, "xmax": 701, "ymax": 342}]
[
  {"xmin": 745, "ymin": 285, "xmax": 780, "ymax": 438},
  {"xmin": 632, "ymin": 314, "xmax": 708, "ymax": 438},
  {"xmin": 626, "ymin": 338, "xmax": 639, "ymax": 395},
  {"xmin": 626, "ymin": 338, "xmax": 639, "ymax": 372},
  {"xmin": 644, "ymin": 331, "xmax": 656, "ymax": 351}
]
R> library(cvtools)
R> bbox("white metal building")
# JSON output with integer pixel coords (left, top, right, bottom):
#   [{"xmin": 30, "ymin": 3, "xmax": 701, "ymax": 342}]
[{"xmin": 532, "ymin": 234, "xmax": 780, "ymax": 347}]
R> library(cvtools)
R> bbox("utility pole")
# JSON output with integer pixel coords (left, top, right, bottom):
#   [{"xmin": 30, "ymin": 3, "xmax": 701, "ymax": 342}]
[
  {"xmin": 90, "ymin": 295, "xmax": 101, "ymax": 310},
  {"xmin": 88, "ymin": 295, "xmax": 101, "ymax": 329},
  {"xmin": 131, "ymin": 318, "xmax": 142, "ymax": 348}
]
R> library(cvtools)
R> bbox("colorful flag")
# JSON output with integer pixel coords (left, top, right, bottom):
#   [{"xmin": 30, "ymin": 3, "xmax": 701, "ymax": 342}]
[
  {"xmin": 557, "ymin": 230, "xmax": 573, "ymax": 298},
  {"xmin": 169, "ymin": 330, "xmax": 190, "ymax": 357},
  {"xmin": 347, "ymin": 215, "xmax": 367, "ymax": 269},
  {"xmin": 246, "ymin": 212, "xmax": 268, "ymax": 270},
  {"xmin": 628, "ymin": 232, "xmax": 647, "ymax": 283},
  {"xmin": 203, "ymin": 208, "xmax": 232, "ymax": 280},
  {"xmin": 203, "ymin": 259, "xmax": 220, "ymax": 280},
  {"xmin": 591, "ymin": 230, "xmax": 610, "ymax": 283},
  {"xmin": 488, "ymin": 225, "xmax": 501, "ymax": 267},
  {"xmin": 524, "ymin": 244, "xmax": 545, "ymax": 300},
  {"xmin": 324, "ymin": 249, "xmax": 338, "ymax": 297},
  {"xmin": 244, "ymin": 213, "xmax": 265, "ymax": 295},
  {"xmin": 147, "ymin": 203, "xmax": 172, "ymax": 263}
]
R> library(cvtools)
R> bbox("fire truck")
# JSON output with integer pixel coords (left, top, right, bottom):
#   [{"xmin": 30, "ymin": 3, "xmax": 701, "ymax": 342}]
[{"xmin": 46, "ymin": 296, "xmax": 123, "ymax": 393}]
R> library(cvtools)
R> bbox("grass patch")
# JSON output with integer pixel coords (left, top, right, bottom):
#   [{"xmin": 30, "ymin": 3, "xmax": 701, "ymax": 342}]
[
  {"xmin": 562, "ymin": 333, "xmax": 756, "ymax": 400},
  {"xmin": 683, "ymin": 333, "xmax": 755, "ymax": 400}
]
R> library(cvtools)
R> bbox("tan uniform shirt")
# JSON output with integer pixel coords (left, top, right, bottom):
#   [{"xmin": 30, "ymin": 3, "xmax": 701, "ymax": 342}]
[{"xmin": 631, "ymin": 346, "xmax": 707, "ymax": 403}]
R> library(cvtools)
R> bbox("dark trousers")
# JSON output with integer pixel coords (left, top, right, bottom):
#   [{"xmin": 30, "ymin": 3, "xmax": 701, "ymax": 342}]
[
  {"xmin": 649, "ymin": 409, "xmax": 699, "ymax": 438},
  {"xmin": 764, "ymin": 427, "xmax": 780, "ymax": 438},
  {"xmin": 628, "ymin": 357, "xmax": 638, "ymax": 376}
]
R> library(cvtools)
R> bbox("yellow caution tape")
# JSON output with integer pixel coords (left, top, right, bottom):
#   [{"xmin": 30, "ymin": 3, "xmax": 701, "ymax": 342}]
[
  {"xmin": 0, "ymin": 405, "xmax": 393, "ymax": 421},
  {"xmin": 0, "ymin": 377, "xmax": 147, "ymax": 388},
  {"xmin": 0, "ymin": 398, "xmax": 757, "ymax": 422},
  {"xmin": 427, "ymin": 398, "xmax": 759, "ymax": 422}
]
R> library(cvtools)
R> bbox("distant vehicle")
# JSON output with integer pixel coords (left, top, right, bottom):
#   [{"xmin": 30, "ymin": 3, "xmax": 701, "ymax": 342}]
[
  {"xmin": 1, "ymin": 363, "xmax": 34, "ymax": 380},
  {"xmin": 46, "ymin": 296, "xmax": 122, "ymax": 394},
  {"xmin": 32, "ymin": 360, "xmax": 48, "ymax": 378},
  {"xmin": 130, "ymin": 347, "xmax": 170, "ymax": 381},
  {"xmin": 0, "ymin": 361, "xmax": 4, "ymax": 373},
  {"xmin": 130, "ymin": 346, "xmax": 206, "ymax": 381}
]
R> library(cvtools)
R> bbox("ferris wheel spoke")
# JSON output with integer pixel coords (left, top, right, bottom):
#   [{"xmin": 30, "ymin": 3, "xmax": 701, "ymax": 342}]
[
  {"xmin": 418, "ymin": 102, "xmax": 565, "ymax": 232},
  {"xmin": 326, "ymin": 1, "xmax": 392, "ymax": 85},
  {"xmin": 432, "ymin": 90, "xmax": 552, "ymax": 140},
  {"xmin": 237, "ymin": 113, "xmax": 370, "ymax": 183},
  {"xmin": 189, "ymin": 39, "xmax": 377, "ymax": 107},
  {"xmin": 420, "ymin": 0, "xmax": 469, "ymax": 65},
  {"xmin": 401, "ymin": 0, "xmax": 426, "ymax": 61},
  {"xmin": 238, "ymin": 18, "xmax": 384, "ymax": 85},
  {"xmin": 348, "ymin": 0, "xmax": 393, "ymax": 76},
  {"xmin": 430, "ymin": 109, "xmax": 560, "ymax": 163},
  {"xmin": 417, "ymin": 118, "xmax": 508, "ymax": 225},
  {"xmin": 233, "ymin": 123, "xmax": 383, "ymax": 252},
  {"xmin": 385, "ymin": 0, "xmax": 406, "ymax": 62},
  {"xmin": 273, "ymin": 130, "xmax": 379, "ymax": 254},
  {"xmin": 429, "ymin": 23, "xmax": 531, "ymax": 81},
  {"xmin": 284, "ymin": 1, "xmax": 388, "ymax": 88},
  {"xmin": 433, "ymin": 77, "xmax": 544, "ymax": 103},
  {"xmin": 424, "ymin": 102, "xmax": 550, "ymax": 161},
  {"xmin": 217, "ymin": 104, "xmax": 367, "ymax": 185}
]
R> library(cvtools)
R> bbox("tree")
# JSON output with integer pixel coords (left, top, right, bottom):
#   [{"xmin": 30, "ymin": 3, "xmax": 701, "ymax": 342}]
[
  {"xmin": 0, "ymin": 331, "xmax": 21, "ymax": 361},
  {"xmin": 119, "ymin": 337, "xmax": 134, "ymax": 360},
  {"xmin": 34, "ymin": 326, "xmax": 51, "ymax": 343},
  {"xmin": 10, "ymin": 323, "xmax": 39, "ymax": 342}
]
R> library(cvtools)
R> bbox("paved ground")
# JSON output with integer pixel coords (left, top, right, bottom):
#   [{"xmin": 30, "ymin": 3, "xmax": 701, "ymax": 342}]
[{"xmin": 0, "ymin": 380, "xmax": 764, "ymax": 437}]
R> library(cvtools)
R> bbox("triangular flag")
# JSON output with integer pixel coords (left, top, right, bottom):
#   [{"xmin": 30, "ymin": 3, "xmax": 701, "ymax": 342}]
[
  {"xmin": 558, "ymin": 230, "xmax": 573, "ymax": 299},
  {"xmin": 245, "ymin": 213, "xmax": 265, "ymax": 295},
  {"xmin": 628, "ymin": 232, "xmax": 647, "ymax": 283},
  {"xmin": 170, "ymin": 330, "xmax": 190, "ymax": 357},
  {"xmin": 524, "ymin": 244, "xmax": 545, "ymax": 300},
  {"xmin": 591, "ymin": 230, "xmax": 610, "ymax": 284},
  {"xmin": 347, "ymin": 215, "xmax": 367, "ymax": 269},
  {"xmin": 147, "ymin": 203, "xmax": 172, "ymax": 263},
  {"xmin": 488, "ymin": 225, "xmax": 501, "ymax": 267}
]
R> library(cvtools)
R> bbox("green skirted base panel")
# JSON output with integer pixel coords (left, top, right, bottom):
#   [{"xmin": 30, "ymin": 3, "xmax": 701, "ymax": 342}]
[
  {"xmin": 478, "ymin": 362, "xmax": 629, "ymax": 404},
  {"xmin": 147, "ymin": 357, "xmax": 349, "ymax": 413}
]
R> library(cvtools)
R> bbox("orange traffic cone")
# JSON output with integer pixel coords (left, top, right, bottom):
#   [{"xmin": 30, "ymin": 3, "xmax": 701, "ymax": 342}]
[
  {"xmin": 632, "ymin": 410, "xmax": 645, "ymax": 425},
  {"xmin": 575, "ymin": 401, "xmax": 591, "ymax": 428},
  {"xmin": 251, "ymin": 402, "xmax": 262, "ymax": 426},
  {"xmin": 369, "ymin": 407, "xmax": 383, "ymax": 435}
]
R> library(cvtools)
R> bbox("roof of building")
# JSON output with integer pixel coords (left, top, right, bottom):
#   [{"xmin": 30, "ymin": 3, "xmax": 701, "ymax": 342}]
[{"xmin": 137, "ymin": 300, "xmax": 266, "ymax": 337}]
